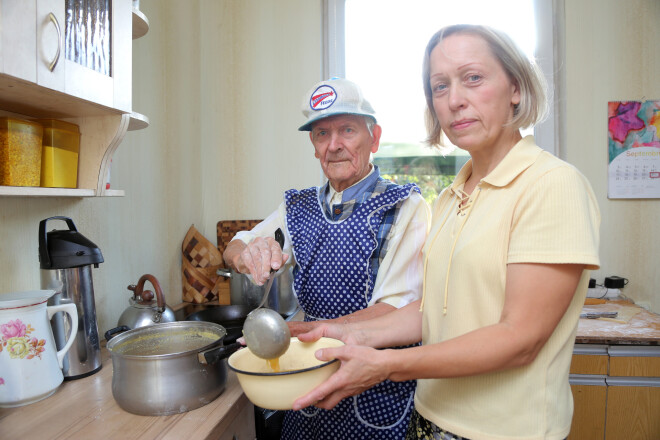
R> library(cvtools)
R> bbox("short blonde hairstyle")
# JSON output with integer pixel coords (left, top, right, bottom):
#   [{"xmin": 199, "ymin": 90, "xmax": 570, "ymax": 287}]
[{"xmin": 422, "ymin": 24, "xmax": 548, "ymax": 148}]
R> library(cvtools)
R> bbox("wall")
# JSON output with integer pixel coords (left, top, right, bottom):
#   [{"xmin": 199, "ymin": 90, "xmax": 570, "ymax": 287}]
[
  {"xmin": 563, "ymin": 0, "xmax": 659, "ymax": 311},
  {"xmin": 0, "ymin": 0, "xmax": 321, "ymax": 334}
]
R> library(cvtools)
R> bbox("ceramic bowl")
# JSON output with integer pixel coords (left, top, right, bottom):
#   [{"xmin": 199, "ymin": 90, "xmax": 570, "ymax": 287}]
[{"xmin": 228, "ymin": 337, "xmax": 344, "ymax": 410}]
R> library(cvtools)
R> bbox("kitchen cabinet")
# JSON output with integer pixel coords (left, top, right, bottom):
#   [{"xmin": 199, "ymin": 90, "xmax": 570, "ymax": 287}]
[
  {"xmin": 605, "ymin": 347, "xmax": 660, "ymax": 440},
  {"xmin": 568, "ymin": 344, "xmax": 660, "ymax": 440},
  {"xmin": 0, "ymin": 0, "xmax": 146, "ymax": 197},
  {"xmin": 568, "ymin": 345, "xmax": 608, "ymax": 440},
  {"xmin": 218, "ymin": 399, "xmax": 257, "ymax": 440},
  {"xmin": 1, "ymin": 0, "xmax": 131, "ymax": 112}
]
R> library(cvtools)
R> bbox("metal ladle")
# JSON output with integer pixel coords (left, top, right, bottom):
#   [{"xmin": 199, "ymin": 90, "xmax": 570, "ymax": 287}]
[{"xmin": 242, "ymin": 229, "xmax": 291, "ymax": 360}]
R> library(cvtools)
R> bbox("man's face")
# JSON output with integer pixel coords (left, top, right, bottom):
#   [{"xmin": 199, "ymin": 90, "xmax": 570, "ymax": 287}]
[{"xmin": 309, "ymin": 114, "xmax": 381, "ymax": 192}]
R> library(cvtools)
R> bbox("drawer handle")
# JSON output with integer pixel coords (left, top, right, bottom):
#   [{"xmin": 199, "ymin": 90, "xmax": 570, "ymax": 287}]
[{"xmin": 48, "ymin": 12, "xmax": 62, "ymax": 72}]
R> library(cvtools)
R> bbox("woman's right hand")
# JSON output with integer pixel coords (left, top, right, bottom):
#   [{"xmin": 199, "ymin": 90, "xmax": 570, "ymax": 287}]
[{"xmin": 292, "ymin": 343, "xmax": 391, "ymax": 410}]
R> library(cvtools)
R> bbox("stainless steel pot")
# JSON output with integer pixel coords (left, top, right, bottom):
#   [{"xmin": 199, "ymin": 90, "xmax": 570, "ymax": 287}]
[
  {"xmin": 105, "ymin": 321, "xmax": 240, "ymax": 416},
  {"xmin": 217, "ymin": 267, "xmax": 298, "ymax": 316}
]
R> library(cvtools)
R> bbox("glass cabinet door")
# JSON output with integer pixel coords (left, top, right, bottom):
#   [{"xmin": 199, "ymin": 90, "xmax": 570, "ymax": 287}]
[{"xmin": 65, "ymin": 0, "xmax": 111, "ymax": 77}]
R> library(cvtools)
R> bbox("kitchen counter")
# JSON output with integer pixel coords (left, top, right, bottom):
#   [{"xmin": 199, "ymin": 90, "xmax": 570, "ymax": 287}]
[
  {"xmin": 575, "ymin": 299, "xmax": 660, "ymax": 345},
  {"xmin": 1, "ymin": 300, "xmax": 657, "ymax": 439},
  {"xmin": 0, "ymin": 346, "xmax": 254, "ymax": 440}
]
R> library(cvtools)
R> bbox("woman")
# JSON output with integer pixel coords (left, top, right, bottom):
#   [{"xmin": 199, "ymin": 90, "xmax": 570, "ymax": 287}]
[{"xmin": 292, "ymin": 24, "xmax": 600, "ymax": 440}]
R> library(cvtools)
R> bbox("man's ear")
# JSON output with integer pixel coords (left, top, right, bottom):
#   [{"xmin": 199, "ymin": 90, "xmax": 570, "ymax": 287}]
[{"xmin": 371, "ymin": 124, "xmax": 382, "ymax": 154}]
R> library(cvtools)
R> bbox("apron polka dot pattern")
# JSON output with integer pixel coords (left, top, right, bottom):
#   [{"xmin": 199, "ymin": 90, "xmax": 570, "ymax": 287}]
[{"xmin": 281, "ymin": 183, "xmax": 418, "ymax": 440}]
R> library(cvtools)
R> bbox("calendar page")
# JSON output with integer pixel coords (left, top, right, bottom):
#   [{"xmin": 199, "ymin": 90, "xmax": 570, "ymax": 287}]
[{"xmin": 608, "ymin": 100, "xmax": 660, "ymax": 199}]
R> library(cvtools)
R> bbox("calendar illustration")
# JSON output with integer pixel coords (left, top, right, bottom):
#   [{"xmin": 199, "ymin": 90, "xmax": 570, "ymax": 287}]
[{"xmin": 608, "ymin": 100, "xmax": 660, "ymax": 199}]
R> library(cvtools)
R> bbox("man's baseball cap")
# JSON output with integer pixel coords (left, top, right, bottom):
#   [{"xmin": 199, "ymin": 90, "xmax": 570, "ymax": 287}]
[{"xmin": 298, "ymin": 78, "xmax": 377, "ymax": 131}]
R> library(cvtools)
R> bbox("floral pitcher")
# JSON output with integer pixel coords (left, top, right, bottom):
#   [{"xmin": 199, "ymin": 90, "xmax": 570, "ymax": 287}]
[{"xmin": 0, "ymin": 290, "xmax": 78, "ymax": 407}]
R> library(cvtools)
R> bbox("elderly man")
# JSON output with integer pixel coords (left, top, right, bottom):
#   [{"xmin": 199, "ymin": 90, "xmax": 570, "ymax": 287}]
[{"xmin": 223, "ymin": 78, "xmax": 429, "ymax": 440}]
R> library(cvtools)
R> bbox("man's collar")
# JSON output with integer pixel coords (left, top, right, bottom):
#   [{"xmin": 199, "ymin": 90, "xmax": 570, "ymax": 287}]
[{"xmin": 324, "ymin": 165, "xmax": 380, "ymax": 203}]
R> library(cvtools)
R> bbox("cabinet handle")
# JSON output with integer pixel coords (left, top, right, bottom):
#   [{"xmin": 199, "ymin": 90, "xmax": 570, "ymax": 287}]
[{"xmin": 48, "ymin": 12, "xmax": 62, "ymax": 72}]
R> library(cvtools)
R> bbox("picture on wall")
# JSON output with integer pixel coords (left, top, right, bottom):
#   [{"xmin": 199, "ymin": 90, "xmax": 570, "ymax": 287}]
[{"xmin": 608, "ymin": 100, "xmax": 660, "ymax": 199}]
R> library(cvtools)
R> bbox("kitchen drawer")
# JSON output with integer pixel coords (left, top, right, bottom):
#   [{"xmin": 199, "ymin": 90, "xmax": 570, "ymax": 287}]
[
  {"xmin": 608, "ymin": 346, "xmax": 660, "ymax": 377},
  {"xmin": 570, "ymin": 344, "xmax": 608, "ymax": 375},
  {"xmin": 605, "ymin": 378, "xmax": 660, "ymax": 440},
  {"xmin": 568, "ymin": 375, "xmax": 607, "ymax": 440}
]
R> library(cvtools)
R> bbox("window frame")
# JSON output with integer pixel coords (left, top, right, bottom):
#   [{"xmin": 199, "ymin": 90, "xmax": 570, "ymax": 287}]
[{"xmin": 322, "ymin": 0, "xmax": 564, "ymax": 156}]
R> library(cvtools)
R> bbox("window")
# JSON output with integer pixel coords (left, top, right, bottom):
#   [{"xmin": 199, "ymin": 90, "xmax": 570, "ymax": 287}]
[{"xmin": 324, "ymin": 0, "xmax": 557, "ymax": 203}]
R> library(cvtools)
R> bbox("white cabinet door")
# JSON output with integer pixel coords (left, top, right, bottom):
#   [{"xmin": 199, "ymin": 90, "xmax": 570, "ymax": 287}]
[
  {"xmin": 36, "ymin": 0, "xmax": 65, "ymax": 92},
  {"xmin": 0, "ymin": 0, "xmax": 37, "ymax": 82}
]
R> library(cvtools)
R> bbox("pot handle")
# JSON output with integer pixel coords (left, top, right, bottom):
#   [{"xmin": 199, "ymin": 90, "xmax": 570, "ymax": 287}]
[
  {"xmin": 104, "ymin": 325, "xmax": 131, "ymax": 341},
  {"xmin": 216, "ymin": 268, "xmax": 232, "ymax": 278},
  {"xmin": 197, "ymin": 342, "xmax": 243, "ymax": 365}
]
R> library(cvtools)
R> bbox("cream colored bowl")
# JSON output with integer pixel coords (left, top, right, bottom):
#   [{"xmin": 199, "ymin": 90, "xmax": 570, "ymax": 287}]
[{"xmin": 228, "ymin": 337, "xmax": 344, "ymax": 410}]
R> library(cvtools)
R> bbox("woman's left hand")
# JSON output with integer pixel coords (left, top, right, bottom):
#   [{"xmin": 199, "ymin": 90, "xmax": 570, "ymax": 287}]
[{"xmin": 292, "ymin": 344, "xmax": 390, "ymax": 410}]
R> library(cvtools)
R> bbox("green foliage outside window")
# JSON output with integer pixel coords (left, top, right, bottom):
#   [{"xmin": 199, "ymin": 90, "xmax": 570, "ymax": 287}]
[
  {"xmin": 381, "ymin": 173, "xmax": 454, "ymax": 205},
  {"xmin": 374, "ymin": 149, "xmax": 468, "ymax": 205}
]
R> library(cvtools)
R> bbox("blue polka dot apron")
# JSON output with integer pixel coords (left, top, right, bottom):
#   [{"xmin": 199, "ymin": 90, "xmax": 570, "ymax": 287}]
[{"xmin": 280, "ymin": 182, "xmax": 419, "ymax": 440}]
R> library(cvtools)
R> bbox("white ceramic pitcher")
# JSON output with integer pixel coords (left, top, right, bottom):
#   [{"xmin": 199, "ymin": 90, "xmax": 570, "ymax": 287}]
[{"xmin": 0, "ymin": 290, "xmax": 78, "ymax": 407}]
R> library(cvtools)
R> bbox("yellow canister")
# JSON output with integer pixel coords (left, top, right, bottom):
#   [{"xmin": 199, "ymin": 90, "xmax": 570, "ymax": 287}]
[
  {"xmin": 0, "ymin": 117, "xmax": 43, "ymax": 187},
  {"xmin": 37, "ymin": 119, "xmax": 80, "ymax": 188}
]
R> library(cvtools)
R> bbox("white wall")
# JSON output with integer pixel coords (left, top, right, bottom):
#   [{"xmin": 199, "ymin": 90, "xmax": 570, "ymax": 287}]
[
  {"xmin": 0, "ymin": 0, "xmax": 658, "ymax": 337},
  {"xmin": 563, "ymin": 0, "xmax": 660, "ymax": 311}
]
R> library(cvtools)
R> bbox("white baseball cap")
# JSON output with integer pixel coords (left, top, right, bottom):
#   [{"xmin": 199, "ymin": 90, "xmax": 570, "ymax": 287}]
[{"xmin": 298, "ymin": 78, "xmax": 377, "ymax": 131}]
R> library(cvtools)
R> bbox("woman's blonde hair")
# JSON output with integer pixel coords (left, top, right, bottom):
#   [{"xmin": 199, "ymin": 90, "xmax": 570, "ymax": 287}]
[{"xmin": 422, "ymin": 24, "xmax": 548, "ymax": 148}]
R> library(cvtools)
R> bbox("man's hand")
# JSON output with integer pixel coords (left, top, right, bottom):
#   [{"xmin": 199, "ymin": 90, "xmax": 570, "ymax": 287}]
[{"xmin": 224, "ymin": 237, "xmax": 288, "ymax": 285}]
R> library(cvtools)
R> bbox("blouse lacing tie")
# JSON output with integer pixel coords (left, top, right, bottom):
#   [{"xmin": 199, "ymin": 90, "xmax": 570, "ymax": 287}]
[
  {"xmin": 421, "ymin": 186, "xmax": 482, "ymax": 314},
  {"xmin": 419, "ymin": 185, "xmax": 482, "ymax": 314},
  {"xmin": 456, "ymin": 188, "xmax": 474, "ymax": 216}
]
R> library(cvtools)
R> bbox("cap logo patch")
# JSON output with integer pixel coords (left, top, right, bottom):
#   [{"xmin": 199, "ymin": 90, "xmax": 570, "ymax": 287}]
[{"xmin": 310, "ymin": 85, "xmax": 337, "ymax": 111}]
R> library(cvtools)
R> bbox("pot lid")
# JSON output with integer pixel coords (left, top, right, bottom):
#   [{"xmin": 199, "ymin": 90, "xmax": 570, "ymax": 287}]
[{"xmin": 0, "ymin": 290, "xmax": 55, "ymax": 309}]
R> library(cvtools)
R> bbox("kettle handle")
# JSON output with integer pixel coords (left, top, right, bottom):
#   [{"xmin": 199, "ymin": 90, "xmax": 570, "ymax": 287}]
[
  {"xmin": 38, "ymin": 216, "xmax": 78, "ymax": 268},
  {"xmin": 134, "ymin": 274, "xmax": 167, "ymax": 314}
]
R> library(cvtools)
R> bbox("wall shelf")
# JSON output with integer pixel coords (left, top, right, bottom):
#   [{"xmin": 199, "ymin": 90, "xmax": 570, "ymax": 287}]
[
  {"xmin": 128, "ymin": 111, "xmax": 149, "ymax": 131},
  {"xmin": 132, "ymin": 9, "xmax": 149, "ymax": 39},
  {"xmin": 0, "ymin": 187, "xmax": 96, "ymax": 197}
]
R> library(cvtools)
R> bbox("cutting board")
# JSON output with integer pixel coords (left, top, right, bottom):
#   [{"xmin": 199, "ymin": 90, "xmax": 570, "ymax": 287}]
[{"xmin": 216, "ymin": 219, "xmax": 264, "ymax": 260}]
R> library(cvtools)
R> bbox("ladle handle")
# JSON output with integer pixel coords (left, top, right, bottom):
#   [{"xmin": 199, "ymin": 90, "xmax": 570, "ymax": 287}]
[
  {"xmin": 255, "ymin": 228, "xmax": 285, "ymax": 309},
  {"xmin": 274, "ymin": 227, "xmax": 284, "ymax": 250},
  {"xmin": 268, "ymin": 228, "xmax": 285, "ymax": 275}
]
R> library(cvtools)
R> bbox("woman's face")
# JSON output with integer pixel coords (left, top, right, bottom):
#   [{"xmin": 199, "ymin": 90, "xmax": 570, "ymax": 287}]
[{"xmin": 429, "ymin": 33, "xmax": 521, "ymax": 154}]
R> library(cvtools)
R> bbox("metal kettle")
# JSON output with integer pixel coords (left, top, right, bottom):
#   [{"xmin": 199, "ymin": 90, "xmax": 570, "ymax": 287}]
[{"xmin": 117, "ymin": 274, "xmax": 175, "ymax": 329}]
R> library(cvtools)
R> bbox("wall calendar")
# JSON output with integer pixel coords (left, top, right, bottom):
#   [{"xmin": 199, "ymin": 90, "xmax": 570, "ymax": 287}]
[{"xmin": 608, "ymin": 100, "xmax": 660, "ymax": 199}]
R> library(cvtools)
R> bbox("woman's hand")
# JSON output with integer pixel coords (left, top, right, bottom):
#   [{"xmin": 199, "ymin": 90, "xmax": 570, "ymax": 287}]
[
  {"xmin": 292, "ymin": 344, "xmax": 391, "ymax": 411},
  {"xmin": 288, "ymin": 303, "xmax": 396, "ymax": 338},
  {"xmin": 294, "ymin": 320, "xmax": 368, "ymax": 347}
]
